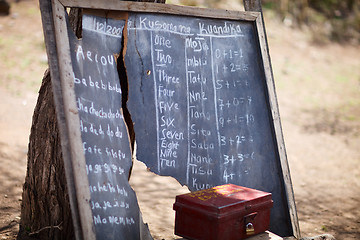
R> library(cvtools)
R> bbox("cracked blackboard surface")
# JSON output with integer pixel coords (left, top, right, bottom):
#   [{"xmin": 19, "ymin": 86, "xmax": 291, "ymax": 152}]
[
  {"xmin": 125, "ymin": 13, "xmax": 292, "ymax": 237},
  {"xmin": 61, "ymin": 9, "xmax": 294, "ymax": 238},
  {"xmin": 68, "ymin": 14, "xmax": 149, "ymax": 240}
]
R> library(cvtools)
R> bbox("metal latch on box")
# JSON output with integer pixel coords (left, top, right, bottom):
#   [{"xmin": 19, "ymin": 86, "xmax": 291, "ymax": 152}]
[
  {"xmin": 244, "ymin": 212, "xmax": 257, "ymax": 235},
  {"xmin": 246, "ymin": 223, "xmax": 255, "ymax": 235}
]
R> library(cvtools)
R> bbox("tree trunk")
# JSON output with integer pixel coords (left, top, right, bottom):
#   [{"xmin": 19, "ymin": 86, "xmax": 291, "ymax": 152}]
[
  {"xmin": 17, "ymin": 1, "xmax": 164, "ymax": 239},
  {"xmin": 18, "ymin": 70, "xmax": 74, "ymax": 240}
]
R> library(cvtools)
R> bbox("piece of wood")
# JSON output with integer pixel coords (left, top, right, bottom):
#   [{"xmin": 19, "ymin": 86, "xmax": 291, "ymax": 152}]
[
  {"xmin": 244, "ymin": 0, "xmax": 263, "ymax": 12},
  {"xmin": 255, "ymin": 11, "xmax": 301, "ymax": 240},
  {"xmin": 248, "ymin": 231, "xmax": 284, "ymax": 240},
  {"xmin": 37, "ymin": 0, "xmax": 84, "ymax": 239},
  {"xmin": 244, "ymin": 0, "xmax": 301, "ymax": 238},
  {"xmin": 50, "ymin": 0, "xmax": 95, "ymax": 239},
  {"xmin": 59, "ymin": 0, "xmax": 259, "ymax": 21}
]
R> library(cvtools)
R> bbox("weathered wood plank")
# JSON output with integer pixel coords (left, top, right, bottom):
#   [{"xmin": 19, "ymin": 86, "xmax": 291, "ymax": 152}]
[
  {"xmin": 248, "ymin": 231, "xmax": 284, "ymax": 240},
  {"xmin": 38, "ymin": 0, "xmax": 83, "ymax": 239},
  {"xmin": 243, "ymin": 0, "xmax": 263, "ymax": 12},
  {"xmin": 247, "ymin": 0, "xmax": 301, "ymax": 238},
  {"xmin": 59, "ymin": 0, "xmax": 259, "ymax": 21},
  {"xmin": 51, "ymin": 0, "xmax": 95, "ymax": 239}
]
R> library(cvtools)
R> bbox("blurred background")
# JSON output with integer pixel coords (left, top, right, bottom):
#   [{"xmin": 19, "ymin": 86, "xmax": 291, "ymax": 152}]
[{"xmin": 0, "ymin": 0, "xmax": 359, "ymax": 239}]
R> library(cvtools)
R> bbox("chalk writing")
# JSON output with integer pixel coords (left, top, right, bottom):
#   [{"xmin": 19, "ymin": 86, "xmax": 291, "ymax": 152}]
[
  {"xmin": 198, "ymin": 21, "xmax": 245, "ymax": 36},
  {"xmin": 76, "ymin": 98, "xmax": 123, "ymax": 120},
  {"xmin": 86, "ymin": 163, "xmax": 125, "ymax": 175},
  {"xmin": 82, "ymin": 14, "xmax": 124, "ymax": 37},
  {"xmin": 80, "ymin": 120, "xmax": 124, "ymax": 139},
  {"xmin": 93, "ymin": 215, "xmax": 136, "ymax": 226},
  {"xmin": 76, "ymin": 45, "xmax": 115, "ymax": 65},
  {"xmin": 126, "ymin": 13, "xmax": 270, "ymax": 191},
  {"xmin": 73, "ymin": 73, "xmax": 122, "ymax": 94},
  {"xmin": 89, "ymin": 183, "xmax": 129, "ymax": 196},
  {"xmin": 137, "ymin": 16, "xmax": 191, "ymax": 35},
  {"xmin": 69, "ymin": 14, "xmax": 141, "ymax": 239},
  {"xmin": 91, "ymin": 200, "xmax": 129, "ymax": 210}
]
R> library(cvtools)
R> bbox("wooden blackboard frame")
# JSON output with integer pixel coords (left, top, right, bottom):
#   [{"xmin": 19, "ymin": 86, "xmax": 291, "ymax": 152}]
[{"xmin": 40, "ymin": 0, "xmax": 300, "ymax": 239}]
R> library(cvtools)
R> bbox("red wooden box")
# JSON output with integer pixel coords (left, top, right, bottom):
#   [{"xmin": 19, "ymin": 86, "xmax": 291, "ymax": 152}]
[{"xmin": 173, "ymin": 184, "xmax": 273, "ymax": 240}]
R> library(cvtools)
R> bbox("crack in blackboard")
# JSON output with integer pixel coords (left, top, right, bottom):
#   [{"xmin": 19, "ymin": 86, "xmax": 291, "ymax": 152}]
[
  {"xmin": 133, "ymin": 27, "xmax": 146, "ymax": 105},
  {"xmin": 118, "ymin": 27, "xmax": 135, "ymax": 175}
]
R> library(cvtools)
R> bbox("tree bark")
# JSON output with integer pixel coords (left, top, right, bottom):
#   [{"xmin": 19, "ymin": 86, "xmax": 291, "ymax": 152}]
[
  {"xmin": 18, "ymin": 70, "xmax": 74, "ymax": 240},
  {"xmin": 17, "ymin": 1, "xmax": 164, "ymax": 239}
]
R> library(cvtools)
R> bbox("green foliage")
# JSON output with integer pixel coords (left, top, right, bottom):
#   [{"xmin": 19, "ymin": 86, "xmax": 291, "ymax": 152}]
[
  {"xmin": 263, "ymin": 0, "xmax": 360, "ymax": 43},
  {"xmin": 321, "ymin": 225, "xmax": 328, "ymax": 231},
  {"xmin": 315, "ymin": 0, "xmax": 359, "ymax": 17},
  {"xmin": 309, "ymin": 0, "xmax": 338, "ymax": 15},
  {"xmin": 262, "ymin": 1, "xmax": 276, "ymax": 10}
]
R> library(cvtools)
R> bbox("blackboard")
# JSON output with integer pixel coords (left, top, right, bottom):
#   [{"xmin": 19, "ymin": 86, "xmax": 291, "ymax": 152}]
[
  {"xmin": 41, "ymin": 0, "xmax": 300, "ymax": 239},
  {"xmin": 125, "ymin": 12, "xmax": 291, "ymax": 236},
  {"xmin": 68, "ymin": 14, "xmax": 143, "ymax": 239}
]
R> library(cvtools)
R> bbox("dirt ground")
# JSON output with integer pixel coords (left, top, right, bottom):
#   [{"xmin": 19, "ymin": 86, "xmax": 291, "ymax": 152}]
[{"xmin": 0, "ymin": 0, "xmax": 359, "ymax": 239}]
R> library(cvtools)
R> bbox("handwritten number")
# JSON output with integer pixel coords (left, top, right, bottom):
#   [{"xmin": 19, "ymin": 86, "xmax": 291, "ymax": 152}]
[{"xmin": 106, "ymin": 25, "xmax": 112, "ymax": 34}]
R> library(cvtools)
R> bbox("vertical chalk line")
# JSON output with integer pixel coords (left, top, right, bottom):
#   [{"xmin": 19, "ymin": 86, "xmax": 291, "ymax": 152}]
[
  {"xmin": 185, "ymin": 37, "xmax": 190, "ymax": 186},
  {"xmin": 150, "ymin": 31, "xmax": 160, "ymax": 174},
  {"xmin": 210, "ymin": 36, "xmax": 222, "ymax": 182}
]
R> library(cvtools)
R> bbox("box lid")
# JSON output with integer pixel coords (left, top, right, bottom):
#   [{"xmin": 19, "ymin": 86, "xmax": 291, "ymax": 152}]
[{"xmin": 174, "ymin": 184, "xmax": 272, "ymax": 215}]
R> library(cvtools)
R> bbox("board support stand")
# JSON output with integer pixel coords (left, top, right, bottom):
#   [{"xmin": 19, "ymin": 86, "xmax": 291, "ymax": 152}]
[
  {"xmin": 244, "ymin": 0, "xmax": 263, "ymax": 12},
  {"xmin": 243, "ymin": 0, "xmax": 301, "ymax": 239}
]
